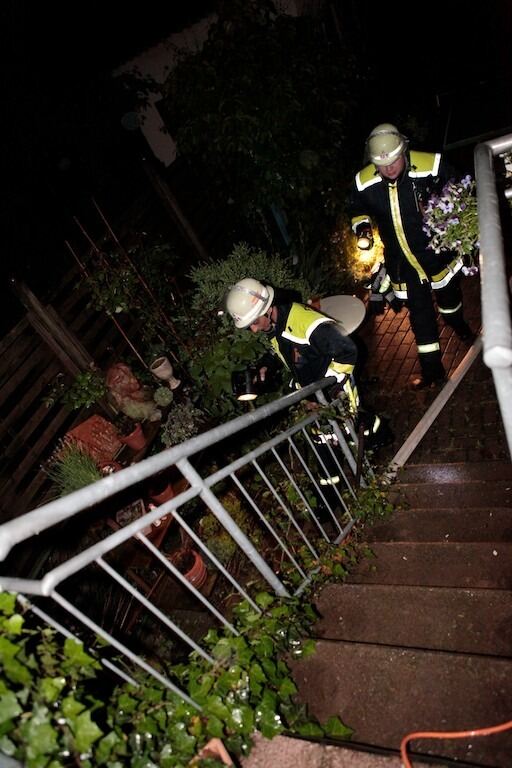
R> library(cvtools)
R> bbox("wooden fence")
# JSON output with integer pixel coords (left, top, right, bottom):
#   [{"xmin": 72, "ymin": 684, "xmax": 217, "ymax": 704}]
[
  {"xmin": 0, "ymin": 145, "xmax": 272, "ymax": 522},
  {"xmin": 0, "ymin": 267, "xmax": 148, "ymax": 520}
]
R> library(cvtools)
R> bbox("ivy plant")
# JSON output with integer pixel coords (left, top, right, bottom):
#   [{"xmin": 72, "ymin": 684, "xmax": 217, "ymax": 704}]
[{"xmin": 0, "ymin": 590, "xmax": 353, "ymax": 768}]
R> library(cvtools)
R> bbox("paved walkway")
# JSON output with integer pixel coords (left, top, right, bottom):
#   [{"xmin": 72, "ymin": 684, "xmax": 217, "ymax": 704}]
[{"xmin": 356, "ymin": 274, "xmax": 510, "ymax": 469}]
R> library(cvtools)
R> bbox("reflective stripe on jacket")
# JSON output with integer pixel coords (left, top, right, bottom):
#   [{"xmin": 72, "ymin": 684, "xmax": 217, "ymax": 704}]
[{"xmin": 349, "ymin": 151, "xmax": 460, "ymax": 286}]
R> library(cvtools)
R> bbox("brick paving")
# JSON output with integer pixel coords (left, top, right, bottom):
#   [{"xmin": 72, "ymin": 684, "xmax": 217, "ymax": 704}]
[{"xmin": 356, "ymin": 274, "xmax": 510, "ymax": 468}]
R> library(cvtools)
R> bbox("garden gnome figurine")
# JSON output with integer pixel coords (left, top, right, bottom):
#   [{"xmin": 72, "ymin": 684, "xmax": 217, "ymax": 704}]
[{"xmin": 106, "ymin": 362, "xmax": 162, "ymax": 422}]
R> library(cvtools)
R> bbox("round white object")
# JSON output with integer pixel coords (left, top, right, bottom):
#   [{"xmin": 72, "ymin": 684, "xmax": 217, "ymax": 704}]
[{"xmin": 319, "ymin": 295, "xmax": 366, "ymax": 335}]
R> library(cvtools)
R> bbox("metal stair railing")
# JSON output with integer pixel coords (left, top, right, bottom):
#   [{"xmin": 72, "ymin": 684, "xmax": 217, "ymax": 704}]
[
  {"xmin": 0, "ymin": 377, "xmax": 372, "ymax": 704},
  {"xmin": 474, "ymin": 132, "xmax": 512, "ymax": 458}
]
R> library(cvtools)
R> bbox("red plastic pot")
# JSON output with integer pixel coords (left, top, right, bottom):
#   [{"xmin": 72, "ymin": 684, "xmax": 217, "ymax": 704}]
[
  {"xmin": 119, "ymin": 422, "xmax": 146, "ymax": 451},
  {"xmin": 150, "ymin": 481, "xmax": 175, "ymax": 505},
  {"xmin": 170, "ymin": 549, "xmax": 208, "ymax": 589}
]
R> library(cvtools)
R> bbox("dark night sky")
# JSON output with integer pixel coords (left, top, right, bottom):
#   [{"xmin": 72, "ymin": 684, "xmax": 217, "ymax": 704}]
[
  {"xmin": 5, "ymin": 1, "xmax": 216, "ymax": 327},
  {"xmin": 4, "ymin": 1, "xmax": 512, "ymax": 329}
]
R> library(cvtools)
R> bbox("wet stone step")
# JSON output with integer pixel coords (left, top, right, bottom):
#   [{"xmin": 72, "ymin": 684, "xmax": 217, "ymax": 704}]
[
  {"xmin": 347, "ymin": 542, "xmax": 512, "ymax": 589},
  {"xmin": 313, "ymin": 583, "xmax": 512, "ymax": 656},
  {"xmin": 396, "ymin": 460, "xmax": 512, "ymax": 485},
  {"xmin": 364, "ymin": 507, "xmax": 512, "ymax": 542},
  {"xmin": 388, "ymin": 479, "xmax": 512, "ymax": 509},
  {"xmin": 289, "ymin": 640, "xmax": 512, "ymax": 767}
]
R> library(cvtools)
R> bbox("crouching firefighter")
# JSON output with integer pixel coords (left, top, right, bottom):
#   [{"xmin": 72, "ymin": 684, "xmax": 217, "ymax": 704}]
[{"xmin": 225, "ymin": 278, "xmax": 393, "ymax": 490}]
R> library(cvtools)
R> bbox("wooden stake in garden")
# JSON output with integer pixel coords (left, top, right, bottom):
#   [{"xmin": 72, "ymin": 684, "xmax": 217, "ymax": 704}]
[
  {"xmin": 92, "ymin": 198, "xmax": 188, "ymax": 356},
  {"xmin": 65, "ymin": 238, "xmax": 148, "ymax": 370}
]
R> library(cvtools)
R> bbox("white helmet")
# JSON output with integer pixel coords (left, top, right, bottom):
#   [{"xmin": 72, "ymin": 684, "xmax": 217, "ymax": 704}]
[
  {"xmin": 367, "ymin": 123, "xmax": 407, "ymax": 167},
  {"xmin": 226, "ymin": 278, "xmax": 275, "ymax": 329}
]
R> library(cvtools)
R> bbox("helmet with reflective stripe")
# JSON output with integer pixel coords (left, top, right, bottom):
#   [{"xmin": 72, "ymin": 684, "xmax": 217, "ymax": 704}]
[
  {"xmin": 226, "ymin": 278, "xmax": 275, "ymax": 329},
  {"xmin": 367, "ymin": 123, "xmax": 407, "ymax": 167}
]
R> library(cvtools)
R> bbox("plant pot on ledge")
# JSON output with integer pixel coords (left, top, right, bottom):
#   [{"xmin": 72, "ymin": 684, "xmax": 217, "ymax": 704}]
[
  {"xmin": 170, "ymin": 548, "xmax": 207, "ymax": 589},
  {"xmin": 149, "ymin": 471, "xmax": 176, "ymax": 505},
  {"xmin": 118, "ymin": 422, "xmax": 147, "ymax": 452},
  {"xmin": 150, "ymin": 356, "xmax": 181, "ymax": 390}
]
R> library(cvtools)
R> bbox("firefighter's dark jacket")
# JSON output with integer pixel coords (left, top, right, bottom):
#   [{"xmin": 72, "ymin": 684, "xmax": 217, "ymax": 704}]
[
  {"xmin": 348, "ymin": 151, "xmax": 460, "ymax": 285},
  {"xmin": 259, "ymin": 302, "xmax": 357, "ymax": 388}
]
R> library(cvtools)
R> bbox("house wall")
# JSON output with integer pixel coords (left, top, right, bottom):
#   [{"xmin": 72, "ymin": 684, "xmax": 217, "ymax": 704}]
[{"xmin": 115, "ymin": 16, "xmax": 216, "ymax": 167}]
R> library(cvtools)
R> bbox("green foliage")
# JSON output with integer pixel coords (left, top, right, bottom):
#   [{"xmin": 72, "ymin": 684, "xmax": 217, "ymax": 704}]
[
  {"xmin": 160, "ymin": 402, "xmax": 205, "ymax": 448},
  {"xmin": 348, "ymin": 480, "xmax": 394, "ymax": 525},
  {"xmin": 199, "ymin": 491, "xmax": 255, "ymax": 566},
  {"xmin": 82, "ymin": 239, "xmax": 189, "ymax": 359},
  {"xmin": 0, "ymin": 592, "xmax": 103, "ymax": 766},
  {"xmin": 61, "ymin": 370, "xmax": 108, "ymax": 411},
  {"xmin": 153, "ymin": 386, "xmax": 174, "ymax": 407},
  {"xmin": 44, "ymin": 441, "xmax": 103, "ymax": 497},
  {"xmin": 86, "ymin": 259, "xmax": 138, "ymax": 316},
  {"xmin": 283, "ymin": 539, "xmax": 359, "ymax": 589},
  {"xmin": 0, "ymin": 591, "xmax": 352, "ymax": 767},
  {"xmin": 189, "ymin": 243, "xmax": 312, "ymax": 316},
  {"xmin": 186, "ymin": 243, "xmax": 309, "ymax": 418},
  {"xmin": 188, "ymin": 328, "xmax": 269, "ymax": 419},
  {"xmin": 160, "ymin": 3, "xmax": 365, "ymax": 261}
]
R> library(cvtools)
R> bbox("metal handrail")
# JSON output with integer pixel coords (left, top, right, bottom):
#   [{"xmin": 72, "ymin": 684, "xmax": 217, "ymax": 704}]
[
  {"xmin": 474, "ymin": 133, "xmax": 512, "ymax": 457},
  {"xmin": 0, "ymin": 376, "xmax": 370, "ymax": 701}
]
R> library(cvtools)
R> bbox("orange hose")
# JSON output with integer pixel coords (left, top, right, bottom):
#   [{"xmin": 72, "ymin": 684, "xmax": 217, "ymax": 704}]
[{"xmin": 400, "ymin": 719, "xmax": 512, "ymax": 768}]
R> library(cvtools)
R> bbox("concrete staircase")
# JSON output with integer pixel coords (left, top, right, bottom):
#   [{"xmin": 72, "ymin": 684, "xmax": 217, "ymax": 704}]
[{"xmin": 288, "ymin": 460, "xmax": 512, "ymax": 767}]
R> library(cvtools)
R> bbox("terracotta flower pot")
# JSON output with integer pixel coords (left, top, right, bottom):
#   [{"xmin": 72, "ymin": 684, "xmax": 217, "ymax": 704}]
[
  {"xmin": 192, "ymin": 738, "xmax": 233, "ymax": 766},
  {"xmin": 150, "ymin": 481, "xmax": 175, "ymax": 505},
  {"xmin": 170, "ymin": 549, "xmax": 207, "ymax": 589},
  {"xmin": 119, "ymin": 422, "xmax": 146, "ymax": 451}
]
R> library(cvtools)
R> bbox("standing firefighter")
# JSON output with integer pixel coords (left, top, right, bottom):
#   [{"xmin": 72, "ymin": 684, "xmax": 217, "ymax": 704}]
[{"xmin": 348, "ymin": 123, "xmax": 475, "ymax": 389}]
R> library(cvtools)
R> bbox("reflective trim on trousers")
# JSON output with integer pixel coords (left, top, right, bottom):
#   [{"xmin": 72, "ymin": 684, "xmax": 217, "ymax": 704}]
[
  {"xmin": 430, "ymin": 258, "xmax": 463, "ymax": 288},
  {"xmin": 312, "ymin": 430, "xmax": 338, "ymax": 445},
  {"xmin": 417, "ymin": 342, "xmax": 441, "ymax": 354},
  {"xmin": 319, "ymin": 475, "xmax": 341, "ymax": 486},
  {"xmin": 363, "ymin": 415, "xmax": 382, "ymax": 436},
  {"xmin": 438, "ymin": 301, "xmax": 463, "ymax": 315}
]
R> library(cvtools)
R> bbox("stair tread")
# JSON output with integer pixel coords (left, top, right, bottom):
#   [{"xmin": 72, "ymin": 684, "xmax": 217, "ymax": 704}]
[
  {"xmin": 388, "ymin": 480, "xmax": 512, "ymax": 509},
  {"xmin": 290, "ymin": 640, "xmax": 512, "ymax": 766},
  {"xmin": 396, "ymin": 460, "xmax": 512, "ymax": 485},
  {"xmin": 314, "ymin": 583, "xmax": 512, "ymax": 655},
  {"xmin": 347, "ymin": 542, "xmax": 512, "ymax": 589},
  {"xmin": 365, "ymin": 507, "xmax": 512, "ymax": 542},
  {"xmin": 242, "ymin": 733, "xmax": 441, "ymax": 768}
]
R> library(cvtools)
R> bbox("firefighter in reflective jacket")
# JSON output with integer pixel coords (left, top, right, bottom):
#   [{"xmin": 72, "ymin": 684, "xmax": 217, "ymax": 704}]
[
  {"xmin": 348, "ymin": 123, "xmax": 474, "ymax": 389},
  {"xmin": 225, "ymin": 279, "xmax": 393, "ymax": 488}
]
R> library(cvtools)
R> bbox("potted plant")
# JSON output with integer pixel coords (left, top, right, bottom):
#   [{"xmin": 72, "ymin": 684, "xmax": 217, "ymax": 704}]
[
  {"xmin": 61, "ymin": 369, "xmax": 108, "ymax": 411},
  {"xmin": 115, "ymin": 415, "xmax": 147, "ymax": 451},
  {"xmin": 153, "ymin": 385, "xmax": 174, "ymax": 408},
  {"xmin": 149, "ymin": 355, "xmax": 181, "ymax": 390},
  {"xmin": 160, "ymin": 401, "xmax": 204, "ymax": 448},
  {"xmin": 169, "ymin": 547, "xmax": 208, "ymax": 589},
  {"xmin": 45, "ymin": 440, "xmax": 103, "ymax": 497}
]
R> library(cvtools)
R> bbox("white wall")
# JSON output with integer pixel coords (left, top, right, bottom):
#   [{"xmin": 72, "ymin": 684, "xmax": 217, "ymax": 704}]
[{"xmin": 115, "ymin": 15, "xmax": 216, "ymax": 166}]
